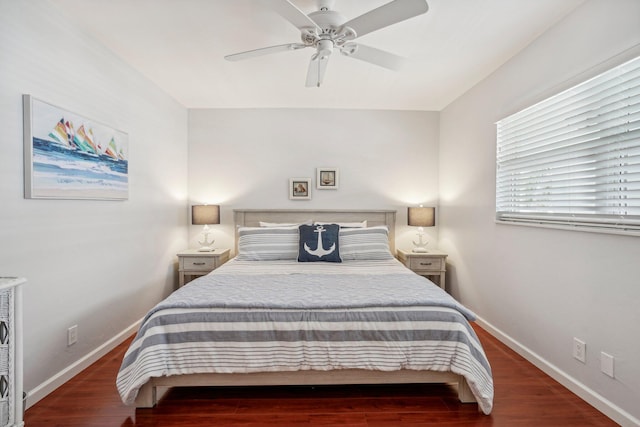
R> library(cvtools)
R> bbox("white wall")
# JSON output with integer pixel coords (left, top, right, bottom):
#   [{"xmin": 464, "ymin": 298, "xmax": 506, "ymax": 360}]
[
  {"xmin": 188, "ymin": 108, "xmax": 440, "ymax": 252},
  {"xmin": 439, "ymin": 1, "xmax": 640, "ymax": 425},
  {"xmin": 0, "ymin": 0, "xmax": 189, "ymax": 405}
]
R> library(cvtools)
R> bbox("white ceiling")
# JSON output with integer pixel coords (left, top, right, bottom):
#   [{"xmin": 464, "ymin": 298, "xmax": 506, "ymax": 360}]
[{"xmin": 52, "ymin": 0, "xmax": 584, "ymax": 110}]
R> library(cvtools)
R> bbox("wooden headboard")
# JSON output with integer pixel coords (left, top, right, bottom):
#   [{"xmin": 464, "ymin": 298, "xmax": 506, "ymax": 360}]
[{"xmin": 233, "ymin": 209, "xmax": 396, "ymax": 253}]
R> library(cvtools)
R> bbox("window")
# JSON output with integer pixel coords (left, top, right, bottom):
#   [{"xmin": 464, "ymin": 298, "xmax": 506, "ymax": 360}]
[{"xmin": 496, "ymin": 56, "xmax": 640, "ymax": 234}]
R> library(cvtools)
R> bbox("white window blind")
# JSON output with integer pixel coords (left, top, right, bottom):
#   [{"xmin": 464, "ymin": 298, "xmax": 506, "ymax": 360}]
[{"xmin": 496, "ymin": 55, "xmax": 640, "ymax": 233}]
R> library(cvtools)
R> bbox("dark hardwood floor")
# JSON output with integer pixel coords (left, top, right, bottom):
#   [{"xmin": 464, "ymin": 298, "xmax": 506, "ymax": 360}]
[{"xmin": 25, "ymin": 325, "xmax": 618, "ymax": 426}]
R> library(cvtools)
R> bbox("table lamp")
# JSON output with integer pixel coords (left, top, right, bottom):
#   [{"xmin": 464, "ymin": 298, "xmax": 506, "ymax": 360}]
[
  {"xmin": 192, "ymin": 204, "xmax": 220, "ymax": 252},
  {"xmin": 408, "ymin": 206, "xmax": 435, "ymax": 253}
]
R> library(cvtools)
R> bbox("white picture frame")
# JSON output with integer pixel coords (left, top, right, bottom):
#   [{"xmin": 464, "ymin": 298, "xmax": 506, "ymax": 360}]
[
  {"xmin": 316, "ymin": 167, "xmax": 339, "ymax": 190},
  {"xmin": 289, "ymin": 178, "xmax": 311, "ymax": 200}
]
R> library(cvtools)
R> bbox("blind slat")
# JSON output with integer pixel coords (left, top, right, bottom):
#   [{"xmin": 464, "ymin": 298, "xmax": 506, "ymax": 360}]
[
  {"xmin": 496, "ymin": 55, "xmax": 640, "ymax": 232},
  {"xmin": 498, "ymin": 90, "xmax": 640, "ymax": 149}
]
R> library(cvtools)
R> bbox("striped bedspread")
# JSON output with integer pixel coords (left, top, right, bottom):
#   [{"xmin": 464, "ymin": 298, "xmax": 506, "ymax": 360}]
[{"xmin": 116, "ymin": 259, "xmax": 493, "ymax": 414}]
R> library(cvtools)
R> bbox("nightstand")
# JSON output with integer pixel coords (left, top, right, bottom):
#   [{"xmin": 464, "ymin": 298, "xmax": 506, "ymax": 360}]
[
  {"xmin": 177, "ymin": 248, "xmax": 230, "ymax": 287},
  {"xmin": 397, "ymin": 249, "xmax": 448, "ymax": 290}
]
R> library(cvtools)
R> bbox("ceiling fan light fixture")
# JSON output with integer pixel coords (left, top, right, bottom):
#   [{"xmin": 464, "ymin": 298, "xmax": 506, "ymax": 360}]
[{"xmin": 317, "ymin": 39, "xmax": 334, "ymax": 58}]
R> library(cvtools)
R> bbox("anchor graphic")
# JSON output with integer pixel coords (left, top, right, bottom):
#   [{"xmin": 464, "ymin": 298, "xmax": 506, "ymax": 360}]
[{"xmin": 304, "ymin": 225, "xmax": 335, "ymax": 258}]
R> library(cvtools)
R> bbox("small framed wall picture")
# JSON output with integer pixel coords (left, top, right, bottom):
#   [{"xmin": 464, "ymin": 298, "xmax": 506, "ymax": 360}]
[
  {"xmin": 316, "ymin": 167, "xmax": 339, "ymax": 190},
  {"xmin": 289, "ymin": 178, "xmax": 311, "ymax": 200}
]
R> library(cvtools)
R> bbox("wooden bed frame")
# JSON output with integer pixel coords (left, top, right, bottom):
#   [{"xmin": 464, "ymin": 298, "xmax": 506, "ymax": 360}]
[{"xmin": 135, "ymin": 209, "xmax": 477, "ymax": 408}]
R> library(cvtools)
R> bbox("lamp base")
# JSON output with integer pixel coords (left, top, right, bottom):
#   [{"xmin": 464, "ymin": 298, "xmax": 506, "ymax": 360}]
[
  {"xmin": 198, "ymin": 233, "xmax": 214, "ymax": 252},
  {"xmin": 412, "ymin": 232, "xmax": 429, "ymax": 253}
]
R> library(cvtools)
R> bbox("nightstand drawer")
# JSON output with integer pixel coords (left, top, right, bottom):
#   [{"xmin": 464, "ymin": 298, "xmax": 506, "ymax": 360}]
[
  {"xmin": 182, "ymin": 257, "xmax": 215, "ymax": 271},
  {"xmin": 409, "ymin": 257, "xmax": 442, "ymax": 271}
]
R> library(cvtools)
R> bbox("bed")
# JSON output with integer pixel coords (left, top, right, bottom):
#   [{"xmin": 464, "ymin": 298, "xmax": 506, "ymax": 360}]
[{"xmin": 116, "ymin": 209, "xmax": 493, "ymax": 414}]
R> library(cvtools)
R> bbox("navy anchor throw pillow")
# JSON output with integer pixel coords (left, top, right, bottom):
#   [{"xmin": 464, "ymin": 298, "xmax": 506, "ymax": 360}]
[{"xmin": 298, "ymin": 224, "xmax": 341, "ymax": 262}]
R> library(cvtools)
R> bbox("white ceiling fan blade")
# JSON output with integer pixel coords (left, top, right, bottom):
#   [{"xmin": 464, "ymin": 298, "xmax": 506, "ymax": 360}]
[
  {"xmin": 271, "ymin": 0, "xmax": 321, "ymax": 33},
  {"xmin": 225, "ymin": 43, "xmax": 306, "ymax": 61},
  {"xmin": 305, "ymin": 54, "xmax": 330, "ymax": 87},
  {"xmin": 340, "ymin": 43, "xmax": 405, "ymax": 71},
  {"xmin": 340, "ymin": 0, "xmax": 428, "ymax": 38}
]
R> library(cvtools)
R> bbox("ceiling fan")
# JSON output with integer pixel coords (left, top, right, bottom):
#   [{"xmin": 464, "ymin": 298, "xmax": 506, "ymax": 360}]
[{"xmin": 224, "ymin": 0, "xmax": 429, "ymax": 87}]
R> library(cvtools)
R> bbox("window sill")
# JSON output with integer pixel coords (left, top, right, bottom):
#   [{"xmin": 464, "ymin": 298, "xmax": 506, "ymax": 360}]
[{"xmin": 495, "ymin": 219, "xmax": 640, "ymax": 238}]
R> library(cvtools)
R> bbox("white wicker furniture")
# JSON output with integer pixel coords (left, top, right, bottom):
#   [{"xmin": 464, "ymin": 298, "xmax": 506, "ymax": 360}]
[{"xmin": 0, "ymin": 277, "xmax": 25, "ymax": 427}]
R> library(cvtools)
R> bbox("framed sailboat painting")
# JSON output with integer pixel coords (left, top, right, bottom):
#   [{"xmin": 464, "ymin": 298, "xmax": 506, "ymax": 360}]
[{"xmin": 23, "ymin": 95, "xmax": 129, "ymax": 200}]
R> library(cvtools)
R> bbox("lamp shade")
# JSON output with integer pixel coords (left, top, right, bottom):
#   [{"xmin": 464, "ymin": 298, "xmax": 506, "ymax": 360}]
[
  {"xmin": 192, "ymin": 205, "xmax": 220, "ymax": 225},
  {"xmin": 408, "ymin": 206, "xmax": 435, "ymax": 227}
]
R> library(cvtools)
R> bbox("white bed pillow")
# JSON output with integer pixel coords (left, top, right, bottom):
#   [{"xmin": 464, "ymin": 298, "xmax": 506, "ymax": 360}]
[
  {"xmin": 260, "ymin": 220, "xmax": 312, "ymax": 227},
  {"xmin": 339, "ymin": 226, "xmax": 394, "ymax": 260},
  {"xmin": 315, "ymin": 220, "xmax": 367, "ymax": 228},
  {"xmin": 236, "ymin": 226, "xmax": 299, "ymax": 261}
]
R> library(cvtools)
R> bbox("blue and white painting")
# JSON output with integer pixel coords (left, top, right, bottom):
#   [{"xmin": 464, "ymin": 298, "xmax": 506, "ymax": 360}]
[{"xmin": 23, "ymin": 95, "xmax": 129, "ymax": 200}]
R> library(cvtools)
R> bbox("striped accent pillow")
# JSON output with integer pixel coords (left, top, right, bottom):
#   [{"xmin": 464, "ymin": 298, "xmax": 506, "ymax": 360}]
[
  {"xmin": 339, "ymin": 226, "xmax": 394, "ymax": 260},
  {"xmin": 236, "ymin": 227, "xmax": 299, "ymax": 261}
]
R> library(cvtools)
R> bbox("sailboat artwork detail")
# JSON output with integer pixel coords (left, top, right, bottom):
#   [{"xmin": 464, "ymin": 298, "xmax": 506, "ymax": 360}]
[{"xmin": 23, "ymin": 95, "xmax": 129, "ymax": 200}]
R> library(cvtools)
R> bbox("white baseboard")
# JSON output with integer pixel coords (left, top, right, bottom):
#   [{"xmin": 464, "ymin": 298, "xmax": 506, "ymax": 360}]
[
  {"xmin": 25, "ymin": 318, "xmax": 142, "ymax": 409},
  {"xmin": 475, "ymin": 316, "xmax": 640, "ymax": 427}
]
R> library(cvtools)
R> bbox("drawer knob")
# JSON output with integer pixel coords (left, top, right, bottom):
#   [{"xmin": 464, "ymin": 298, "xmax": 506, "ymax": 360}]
[
  {"xmin": 193, "ymin": 262, "xmax": 206, "ymax": 266},
  {"xmin": 419, "ymin": 262, "xmax": 432, "ymax": 266}
]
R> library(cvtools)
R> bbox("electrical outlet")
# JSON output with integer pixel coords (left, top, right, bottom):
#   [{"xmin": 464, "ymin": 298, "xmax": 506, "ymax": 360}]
[
  {"xmin": 601, "ymin": 352, "xmax": 615, "ymax": 378},
  {"xmin": 67, "ymin": 325, "xmax": 78, "ymax": 346},
  {"xmin": 573, "ymin": 338, "xmax": 586, "ymax": 363}
]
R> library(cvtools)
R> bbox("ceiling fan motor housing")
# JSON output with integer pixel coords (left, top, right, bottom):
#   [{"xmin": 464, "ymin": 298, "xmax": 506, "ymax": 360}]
[
  {"xmin": 308, "ymin": 9, "xmax": 346, "ymax": 35},
  {"xmin": 304, "ymin": 9, "xmax": 355, "ymax": 47}
]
